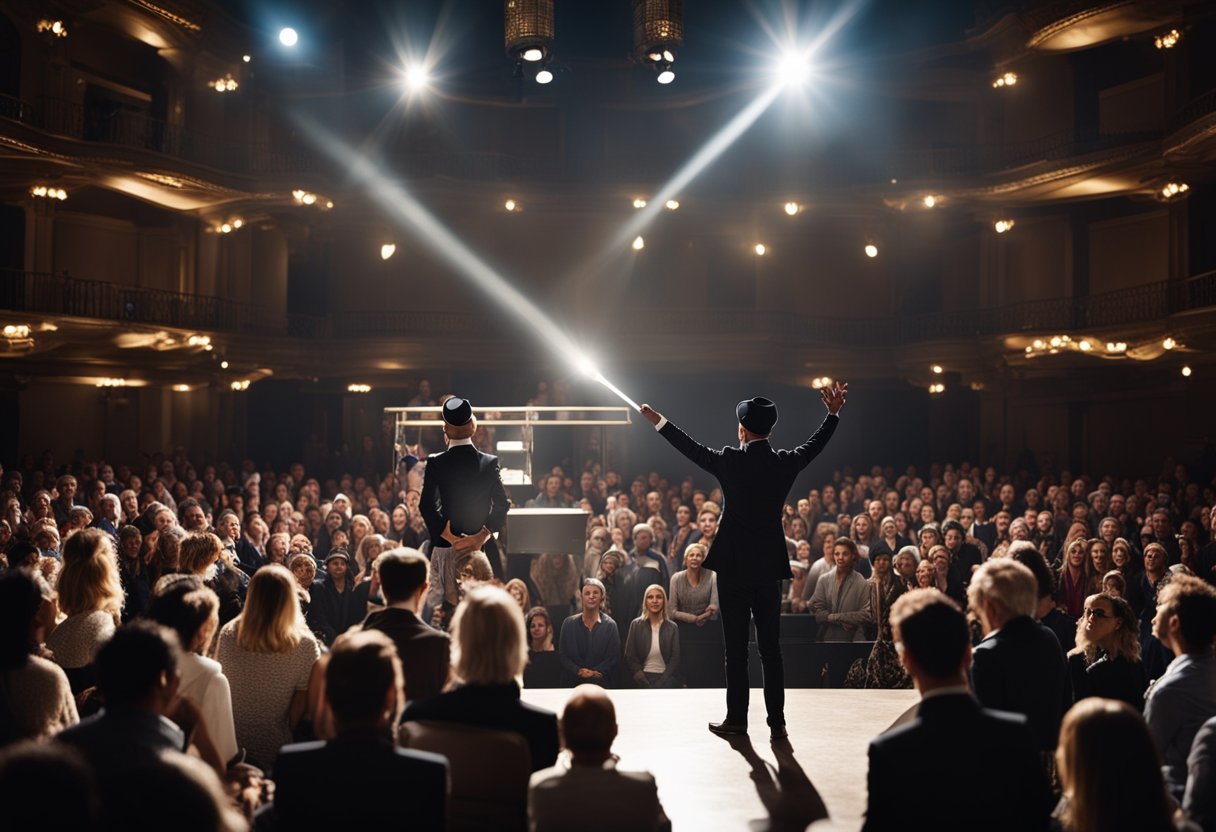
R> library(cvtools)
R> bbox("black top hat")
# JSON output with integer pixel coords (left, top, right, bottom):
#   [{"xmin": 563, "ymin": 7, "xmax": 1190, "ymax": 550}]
[
  {"xmin": 736, "ymin": 397, "xmax": 778, "ymax": 435},
  {"xmin": 442, "ymin": 397, "xmax": 473, "ymax": 426}
]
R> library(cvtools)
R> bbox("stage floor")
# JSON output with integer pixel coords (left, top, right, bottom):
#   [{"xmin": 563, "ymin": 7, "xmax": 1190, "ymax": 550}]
[{"xmin": 521, "ymin": 688, "xmax": 919, "ymax": 831}]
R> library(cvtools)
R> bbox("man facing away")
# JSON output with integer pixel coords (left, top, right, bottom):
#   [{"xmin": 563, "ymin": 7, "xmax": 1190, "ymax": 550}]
[
  {"xmin": 420, "ymin": 396, "xmax": 510, "ymax": 583},
  {"xmin": 863, "ymin": 589, "xmax": 1051, "ymax": 831},
  {"xmin": 528, "ymin": 685, "xmax": 670, "ymax": 832},
  {"xmin": 640, "ymin": 381, "xmax": 846, "ymax": 740}
]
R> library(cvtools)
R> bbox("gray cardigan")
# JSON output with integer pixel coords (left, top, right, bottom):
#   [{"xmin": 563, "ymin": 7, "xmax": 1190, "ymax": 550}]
[
  {"xmin": 623, "ymin": 617, "xmax": 681, "ymax": 687},
  {"xmin": 808, "ymin": 567, "xmax": 872, "ymax": 642}
]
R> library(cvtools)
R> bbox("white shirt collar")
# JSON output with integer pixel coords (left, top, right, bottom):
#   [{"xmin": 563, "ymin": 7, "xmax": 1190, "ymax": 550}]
[
  {"xmin": 920, "ymin": 684, "xmax": 971, "ymax": 701},
  {"xmin": 447, "ymin": 437, "xmax": 474, "ymax": 447}
]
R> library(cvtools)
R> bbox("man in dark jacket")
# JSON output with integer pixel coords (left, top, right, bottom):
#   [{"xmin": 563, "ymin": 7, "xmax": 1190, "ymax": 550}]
[{"xmin": 640, "ymin": 381, "xmax": 846, "ymax": 739}]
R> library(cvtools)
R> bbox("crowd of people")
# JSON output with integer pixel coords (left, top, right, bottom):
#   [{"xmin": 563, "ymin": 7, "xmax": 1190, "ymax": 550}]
[{"xmin": 1, "ymin": 440, "xmax": 1215, "ymax": 830}]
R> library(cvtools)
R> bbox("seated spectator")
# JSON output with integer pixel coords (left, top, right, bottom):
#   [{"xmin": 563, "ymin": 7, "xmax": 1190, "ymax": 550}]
[
  {"xmin": 969, "ymin": 558, "xmax": 1073, "ymax": 755},
  {"xmin": 863, "ymin": 589, "xmax": 1050, "ymax": 832},
  {"xmin": 1056, "ymin": 698, "xmax": 1196, "ymax": 832},
  {"xmin": 118, "ymin": 749, "xmax": 249, "ymax": 832},
  {"xmin": 628, "ymin": 524, "xmax": 670, "ymax": 588},
  {"xmin": 1067, "ymin": 593, "xmax": 1147, "ymax": 711},
  {"xmin": 0, "ymin": 569, "xmax": 78, "ymax": 744},
  {"xmin": 530, "ymin": 553, "xmax": 580, "ymax": 612},
  {"xmin": 1103, "ymin": 569, "xmax": 1128, "ymax": 600},
  {"xmin": 361, "ymin": 550, "xmax": 450, "ymax": 705},
  {"xmin": 529, "ymin": 685, "xmax": 671, "ymax": 832},
  {"xmin": 527, "ymin": 607, "xmax": 556, "ymax": 653},
  {"xmin": 287, "ymin": 553, "xmax": 331, "ymax": 645},
  {"xmin": 0, "ymin": 741, "xmax": 98, "ymax": 830},
  {"xmin": 352, "ymin": 532, "xmax": 385, "ymax": 584},
  {"xmin": 624, "ymin": 584, "xmax": 682, "ymax": 688},
  {"xmin": 668, "ymin": 542, "xmax": 719, "ymax": 624},
  {"xmin": 117, "ymin": 525, "xmax": 152, "ymax": 622},
  {"xmin": 46, "ymin": 528, "xmax": 123, "ymax": 695},
  {"xmin": 147, "ymin": 577, "xmax": 239, "ymax": 765},
  {"xmin": 809, "ymin": 538, "xmax": 872, "ymax": 642},
  {"xmin": 1057, "ymin": 538, "xmax": 1096, "ymax": 620},
  {"xmin": 179, "ymin": 532, "xmax": 243, "ymax": 627},
  {"xmin": 1011, "ymin": 540, "xmax": 1075, "ymax": 655},
  {"xmin": 892, "ymin": 546, "xmax": 919, "ymax": 592},
  {"xmin": 505, "ymin": 578, "xmax": 532, "ymax": 616},
  {"xmin": 595, "ymin": 547, "xmax": 631, "ymax": 619},
  {"xmin": 1185, "ymin": 714, "xmax": 1216, "ymax": 832},
  {"xmin": 854, "ymin": 549, "xmax": 908, "ymax": 688},
  {"xmin": 215, "ymin": 565, "xmax": 321, "ymax": 770},
  {"xmin": 272, "ymin": 630, "xmax": 448, "ymax": 830},
  {"xmin": 927, "ymin": 544, "xmax": 966, "ymax": 606},
  {"xmin": 314, "ymin": 549, "xmax": 364, "ymax": 644},
  {"xmin": 942, "ymin": 519, "xmax": 983, "ymax": 585},
  {"xmin": 558, "ymin": 580, "xmax": 621, "ymax": 687},
  {"xmin": 1145, "ymin": 574, "xmax": 1216, "ymax": 799},
  {"xmin": 217, "ymin": 510, "xmax": 264, "ymax": 578},
  {"xmin": 402, "ymin": 584, "xmax": 559, "ymax": 772}
]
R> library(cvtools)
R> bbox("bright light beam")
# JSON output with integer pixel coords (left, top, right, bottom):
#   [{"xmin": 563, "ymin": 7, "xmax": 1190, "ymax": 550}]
[{"xmin": 292, "ymin": 114, "xmax": 642, "ymax": 410}]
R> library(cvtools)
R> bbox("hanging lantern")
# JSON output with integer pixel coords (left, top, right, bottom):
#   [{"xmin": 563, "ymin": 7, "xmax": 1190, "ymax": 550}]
[
  {"xmin": 633, "ymin": 0, "xmax": 684, "ymax": 64},
  {"xmin": 504, "ymin": 0, "xmax": 555, "ymax": 62}
]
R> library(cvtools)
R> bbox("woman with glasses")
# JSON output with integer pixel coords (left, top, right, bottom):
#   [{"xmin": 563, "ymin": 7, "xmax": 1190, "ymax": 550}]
[{"xmin": 1067, "ymin": 593, "xmax": 1148, "ymax": 711}]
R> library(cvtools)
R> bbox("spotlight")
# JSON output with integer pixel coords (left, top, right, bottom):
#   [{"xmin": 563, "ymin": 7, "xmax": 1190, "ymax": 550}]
[
  {"xmin": 575, "ymin": 354, "xmax": 599, "ymax": 378},
  {"xmin": 632, "ymin": 236, "xmax": 645, "ymax": 251},
  {"xmin": 784, "ymin": 202, "xmax": 800, "ymax": 216},
  {"xmin": 753, "ymin": 243, "xmax": 767, "ymax": 256},
  {"xmin": 1163, "ymin": 337, "xmax": 1176, "ymax": 350},
  {"xmin": 864, "ymin": 244, "xmax": 879, "ymax": 258},
  {"xmin": 535, "ymin": 68, "xmax": 554, "ymax": 84},
  {"xmin": 220, "ymin": 360, "xmax": 230, "ymax": 369},
  {"xmin": 656, "ymin": 67, "xmax": 675, "ymax": 85},
  {"xmin": 931, "ymin": 365, "xmax": 943, "ymax": 374},
  {"xmin": 664, "ymin": 200, "xmax": 679, "ymax": 210},
  {"xmin": 173, "ymin": 384, "xmax": 191, "ymax": 392},
  {"xmin": 278, "ymin": 27, "xmax": 298, "ymax": 47},
  {"xmin": 242, "ymin": 54, "xmax": 251, "ymax": 62},
  {"xmin": 504, "ymin": 199, "xmax": 518, "ymax": 212},
  {"xmin": 632, "ymin": 198, "xmax": 648, "ymax": 209},
  {"xmin": 776, "ymin": 50, "xmax": 812, "ymax": 88},
  {"xmin": 403, "ymin": 64, "xmax": 430, "ymax": 92},
  {"xmin": 1155, "ymin": 29, "xmax": 1181, "ymax": 49},
  {"xmin": 381, "ymin": 244, "xmax": 396, "ymax": 261},
  {"xmin": 922, "ymin": 195, "xmax": 937, "ymax": 208},
  {"xmin": 929, "ymin": 383, "xmax": 946, "ymax": 394},
  {"xmin": 522, "ymin": 47, "xmax": 544, "ymax": 62},
  {"xmin": 992, "ymin": 71, "xmax": 1017, "ymax": 88},
  {"xmin": 994, "ymin": 219, "xmax": 1015, "ymax": 233},
  {"xmin": 1182, "ymin": 365, "xmax": 1192, "ymax": 377}
]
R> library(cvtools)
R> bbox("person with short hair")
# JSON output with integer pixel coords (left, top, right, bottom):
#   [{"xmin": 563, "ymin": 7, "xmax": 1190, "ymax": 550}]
[
  {"xmin": 1010, "ymin": 540, "xmax": 1075, "ymax": 655},
  {"xmin": 528, "ymin": 685, "xmax": 671, "ymax": 832},
  {"xmin": 969, "ymin": 559, "xmax": 1073, "ymax": 754},
  {"xmin": 272, "ymin": 630, "xmax": 449, "ymax": 829},
  {"xmin": 402, "ymin": 585, "xmax": 559, "ymax": 772},
  {"xmin": 360, "ymin": 550, "xmax": 450, "ymax": 705},
  {"xmin": 1145, "ymin": 574, "xmax": 1216, "ymax": 799},
  {"xmin": 558, "ymin": 580, "xmax": 621, "ymax": 688},
  {"xmin": 863, "ymin": 589, "xmax": 1050, "ymax": 831},
  {"xmin": 313, "ymin": 549, "xmax": 363, "ymax": 644}
]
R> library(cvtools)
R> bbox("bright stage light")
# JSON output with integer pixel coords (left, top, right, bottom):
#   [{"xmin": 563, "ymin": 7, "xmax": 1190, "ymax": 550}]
[
  {"xmin": 381, "ymin": 244, "xmax": 396, "ymax": 260},
  {"xmin": 504, "ymin": 199, "xmax": 518, "ymax": 211},
  {"xmin": 864, "ymin": 244, "xmax": 878, "ymax": 258},
  {"xmin": 575, "ymin": 354, "xmax": 599, "ymax": 379},
  {"xmin": 657, "ymin": 69, "xmax": 675, "ymax": 84},
  {"xmin": 1182, "ymin": 365, "xmax": 1192, "ymax": 377},
  {"xmin": 522, "ymin": 47, "xmax": 543, "ymax": 62},
  {"xmin": 754, "ymin": 243, "xmax": 767, "ymax": 256},
  {"xmin": 632, "ymin": 236, "xmax": 645, "ymax": 251},
  {"xmin": 536, "ymin": 68, "xmax": 553, "ymax": 84},
  {"xmin": 632, "ymin": 198, "xmax": 648, "ymax": 209},
  {"xmin": 775, "ymin": 50, "xmax": 812, "ymax": 88},
  {"xmin": 664, "ymin": 200, "xmax": 679, "ymax": 211},
  {"xmin": 279, "ymin": 27, "xmax": 298, "ymax": 47},
  {"xmin": 403, "ymin": 64, "xmax": 430, "ymax": 92},
  {"xmin": 922, "ymin": 195, "xmax": 937, "ymax": 208},
  {"xmin": 784, "ymin": 202, "xmax": 800, "ymax": 216}
]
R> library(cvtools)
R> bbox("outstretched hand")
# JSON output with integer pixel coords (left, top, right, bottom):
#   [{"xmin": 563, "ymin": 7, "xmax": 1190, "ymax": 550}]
[
  {"xmin": 639, "ymin": 404, "xmax": 662, "ymax": 427},
  {"xmin": 820, "ymin": 381, "xmax": 848, "ymax": 416}
]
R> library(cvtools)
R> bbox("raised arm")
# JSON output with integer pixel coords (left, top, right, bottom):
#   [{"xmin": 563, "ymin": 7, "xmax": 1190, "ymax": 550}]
[
  {"xmin": 787, "ymin": 381, "xmax": 848, "ymax": 470},
  {"xmin": 639, "ymin": 404, "xmax": 723, "ymax": 476}
]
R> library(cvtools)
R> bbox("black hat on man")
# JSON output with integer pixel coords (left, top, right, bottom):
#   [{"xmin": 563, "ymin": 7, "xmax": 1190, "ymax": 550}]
[
  {"xmin": 736, "ymin": 397, "xmax": 778, "ymax": 435},
  {"xmin": 442, "ymin": 397, "xmax": 473, "ymax": 426}
]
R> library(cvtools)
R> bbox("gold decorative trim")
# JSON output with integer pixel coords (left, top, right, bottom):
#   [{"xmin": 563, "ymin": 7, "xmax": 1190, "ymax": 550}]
[{"xmin": 126, "ymin": 0, "xmax": 202, "ymax": 32}]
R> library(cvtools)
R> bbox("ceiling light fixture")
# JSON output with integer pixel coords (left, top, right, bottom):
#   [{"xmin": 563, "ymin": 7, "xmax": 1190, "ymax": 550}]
[
  {"xmin": 1155, "ymin": 29, "xmax": 1181, "ymax": 49},
  {"xmin": 992, "ymin": 71, "xmax": 1017, "ymax": 88},
  {"xmin": 994, "ymin": 219, "xmax": 1015, "ymax": 233},
  {"xmin": 864, "ymin": 244, "xmax": 879, "ymax": 258},
  {"xmin": 380, "ymin": 244, "xmax": 396, "ymax": 261},
  {"xmin": 632, "ymin": 236, "xmax": 645, "ymax": 251},
  {"xmin": 784, "ymin": 202, "xmax": 800, "ymax": 216},
  {"xmin": 753, "ymin": 243, "xmax": 767, "ymax": 256}
]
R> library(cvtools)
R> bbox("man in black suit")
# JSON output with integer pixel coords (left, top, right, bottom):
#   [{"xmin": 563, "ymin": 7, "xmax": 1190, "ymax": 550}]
[
  {"xmin": 361, "ymin": 549, "xmax": 451, "ymax": 705},
  {"xmin": 420, "ymin": 396, "xmax": 510, "ymax": 580},
  {"xmin": 863, "ymin": 590, "xmax": 1051, "ymax": 831},
  {"xmin": 271, "ymin": 630, "xmax": 449, "ymax": 829},
  {"xmin": 968, "ymin": 558, "xmax": 1073, "ymax": 753},
  {"xmin": 640, "ymin": 382, "xmax": 847, "ymax": 740}
]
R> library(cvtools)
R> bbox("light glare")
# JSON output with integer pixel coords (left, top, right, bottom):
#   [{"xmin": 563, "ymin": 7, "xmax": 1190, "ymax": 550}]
[
  {"xmin": 404, "ymin": 64, "xmax": 430, "ymax": 92},
  {"xmin": 776, "ymin": 50, "xmax": 812, "ymax": 88},
  {"xmin": 784, "ymin": 201, "xmax": 800, "ymax": 216},
  {"xmin": 522, "ymin": 47, "xmax": 543, "ymax": 62},
  {"xmin": 632, "ymin": 236, "xmax": 645, "ymax": 251},
  {"xmin": 754, "ymin": 243, "xmax": 767, "ymax": 256},
  {"xmin": 864, "ymin": 244, "xmax": 878, "ymax": 258},
  {"xmin": 535, "ymin": 68, "xmax": 553, "ymax": 84},
  {"xmin": 381, "ymin": 244, "xmax": 396, "ymax": 261},
  {"xmin": 278, "ymin": 27, "xmax": 298, "ymax": 47},
  {"xmin": 657, "ymin": 69, "xmax": 675, "ymax": 85}
]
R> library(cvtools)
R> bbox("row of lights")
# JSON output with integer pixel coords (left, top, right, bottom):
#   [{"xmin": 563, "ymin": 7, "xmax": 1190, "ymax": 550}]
[
  {"xmin": 810, "ymin": 377, "xmax": 835, "ymax": 390},
  {"xmin": 347, "ymin": 384, "xmax": 372, "ymax": 393},
  {"xmin": 929, "ymin": 383, "xmax": 946, "ymax": 394},
  {"xmin": 292, "ymin": 190, "xmax": 334, "ymax": 209},
  {"xmin": 212, "ymin": 218, "xmax": 244, "ymax": 234},
  {"xmin": 30, "ymin": 185, "xmax": 67, "ymax": 201},
  {"xmin": 36, "ymin": 19, "xmax": 67, "ymax": 38},
  {"xmin": 1024, "ymin": 335, "xmax": 1183, "ymax": 357},
  {"xmin": 230, "ymin": 379, "xmax": 251, "ymax": 391},
  {"xmin": 992, "ymin": 72, "xmax": 1017, "ymax": 89},
  {"xmin": 212, "ymin": 75, "xmax": 238, "ymax": 93},
  {"xmin": 1155, "ymin": 29, "xmax": 1181, "ymax": 50},
  {"xmin": 1160, "ymin": 182, "xmax": 1190, "ymax": 201}
]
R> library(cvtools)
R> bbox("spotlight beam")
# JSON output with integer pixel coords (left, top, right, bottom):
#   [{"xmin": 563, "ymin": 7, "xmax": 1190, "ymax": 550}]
[{"xmin": 291, "ymin": 114, "xmax": 640, "ymax": 410}]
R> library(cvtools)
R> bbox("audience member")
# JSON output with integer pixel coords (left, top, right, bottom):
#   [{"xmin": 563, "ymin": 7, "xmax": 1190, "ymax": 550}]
[
  {"xmin": 1067, "ymin": 593, "xmax": 1147, "ymax": 711},
  {"xmin": 1185, "ymin": 715, "xmax": 1216, "ymax": 832},
  {"xmin": 668, "ymin": 542, "xmax": 719, "ymax": 625},
  {"xmin": 528, "ymin": 685, "xmax": 671, "ymax": 832},
  {"xmin": 402, "ymin": 584, "xmax": 559, "ymax": 772},
  {"xmin": 272, "ymin": 630, "xmax": 448, "ymax": 829},
  {"xmin": 0, "ymin": 569, "xmax": 77, "ymax": 744},
  {"xmin": 0, "ymin": 741, "xmax": 98, "ymax": 831},
  {"xmin": 558, "ymin": 580, "xmax": 621, "ymax": 687},
  {"xmin": 527, "ymin": 606, "xmax": 556, "ymax": 652},
  {"xmin": 624, "ymin": 584, "xmax": 682, "ymax": 688},
  {"xmin": 809, "ymin": 538, "xmax": 871, "ymax": 641},
  {"xmin": 46, "ymin": 528, "xmax": 123, "ymax": 695},
  {"xmin": 1144, "ymin": 574, "xmax": 1216, "ymax": 799},
  {"xmin": 360, "ymin": 550, "xmax": 450, "ymax": 704},
  {"xmin": 863, "ymin": 589, "xmax": 1050, "ymax": 831}
]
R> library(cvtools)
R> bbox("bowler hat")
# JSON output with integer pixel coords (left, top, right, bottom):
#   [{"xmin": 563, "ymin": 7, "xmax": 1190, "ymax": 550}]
[
  {"xmin": 736, "ymin": 397, "xmax": 778, "ymax": 435},
  {"xmin": 442, "ymin": 397, "xmax": 473, "ymax": 426}
]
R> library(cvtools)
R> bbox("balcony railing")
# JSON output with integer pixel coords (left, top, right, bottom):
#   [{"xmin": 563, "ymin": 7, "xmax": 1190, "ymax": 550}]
[{"xmin": 3, "ymin": 269, "xmax": 1214, "ymax": 348}]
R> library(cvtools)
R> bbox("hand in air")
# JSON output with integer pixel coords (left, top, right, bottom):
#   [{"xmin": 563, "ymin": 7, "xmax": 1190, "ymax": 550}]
[
  {"xmin": 820, "ymin": 381, "xmax": 848, "ymax": 416},
  {"xmin": 639, "ymin": 404, "xmax": 662, "ymax": 427}
]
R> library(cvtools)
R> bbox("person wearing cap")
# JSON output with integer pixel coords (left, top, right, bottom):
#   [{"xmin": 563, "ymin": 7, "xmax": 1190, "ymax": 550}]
[
  {"xmin": 420, "ymin": 396, "xmax": 510, "ymax": 583},
  {"xmin": 640, "ymin": 381, "xmax": 847, "ymax": 740},
  {"xmin": 313, "ymin": 548, "xmax": 364, "ymax": 645}
]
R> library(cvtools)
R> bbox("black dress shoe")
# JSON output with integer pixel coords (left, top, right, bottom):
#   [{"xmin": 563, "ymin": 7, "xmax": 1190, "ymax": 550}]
[
  {"xmin": 770, "ymin": 725, "xmax": 788, "ymax": 741},
  {"xmin": 708, "ymin": 721, "xmax": 748, "ymax": 736}
]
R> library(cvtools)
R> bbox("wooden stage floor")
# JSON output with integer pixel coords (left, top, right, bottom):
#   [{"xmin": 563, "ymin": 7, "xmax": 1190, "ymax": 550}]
[{"xmin": 521, "ymin": 688, "xmax": 919, "ymax": 831}]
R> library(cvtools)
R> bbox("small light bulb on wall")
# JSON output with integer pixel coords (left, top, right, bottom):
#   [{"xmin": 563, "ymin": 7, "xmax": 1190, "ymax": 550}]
[
  {"xmin": 1181, "ymin": 365, "xmax": 1192, "ymax": 377},
  {"xmin": 864, "ymin": 244, "xmax": 878, "ymax": 258}
]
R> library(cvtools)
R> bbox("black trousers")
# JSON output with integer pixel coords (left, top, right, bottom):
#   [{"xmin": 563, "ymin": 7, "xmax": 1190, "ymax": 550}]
[{"xmin": 717, "ymin": 579, "xmax": 784, "ymax": 727}]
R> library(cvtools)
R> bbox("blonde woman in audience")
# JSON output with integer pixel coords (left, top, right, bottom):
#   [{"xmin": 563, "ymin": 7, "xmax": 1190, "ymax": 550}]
[
  {"xmin": 505, "ymin": 578, "xmax": 532, "ymax": 616},
  {"xmin": 353, "ymin": 533, "xmax": 385, "ymax": 584},
  {"xmin": 624, "ymin": 584, "xmax": 682, "ymax": 688},
  {"xmin": 46, "ymin": 528, "xmax": 123, "ymax": 695},
  {"xmin": 215, "ymin": 564, "xmax": 321, "ymax": 770},
  {"xmin": 669, "ymin": 542, "xmax": 718, "ymax": 624}
]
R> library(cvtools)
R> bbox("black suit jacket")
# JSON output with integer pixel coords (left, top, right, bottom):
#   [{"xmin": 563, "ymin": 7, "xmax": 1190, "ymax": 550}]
[
  {"xmin": 971, "ymin": 615, "xmax": 1073, "ymax": 751},
  {"xmin": 420, "ymin": 444, "xmax": 510, "ymax": 548},
  {"xmin": 863, "ymin": 693, "xmax": 1051, "ymax": 832},
  {"xmin": 656, "ymin": 415, "xmax": 838, "ymax": 584},
  {"xmin": 273, "ymin": 734, "xmax": 448, "ymax": 828},
  {"xmin": 361, "ymin": 607, "xmax": 451, "ymax": 704},
  {"xmin": 401, "ymin": 682, "xmax": 559, "ymax": 772}
]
